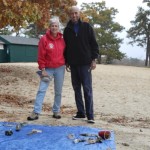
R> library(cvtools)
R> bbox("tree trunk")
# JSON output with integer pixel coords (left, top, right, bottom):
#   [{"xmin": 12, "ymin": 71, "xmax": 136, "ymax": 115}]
[
  {"xmin": 145, "ymin": 32, "xmax": 150, "ymax": 66},
  {"xmin": 147, "ymin": 37, "xmax": 150, "ymax": 67},
  {"xmin": 145, "ymin": 48, "xmax": 148, "ymax": 66},
  {"xmin": 148, "ymin": 54, "xmax": 150, "ymax": 67},
  {"xmin": 97, "ymin": 54, "xmax": 101, "ymax": 64}
]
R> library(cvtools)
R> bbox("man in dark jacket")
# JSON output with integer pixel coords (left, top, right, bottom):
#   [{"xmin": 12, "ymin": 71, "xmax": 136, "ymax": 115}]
[{"xmin": 63, "ymin": 6, "xmax": 99, "ymax": 123}]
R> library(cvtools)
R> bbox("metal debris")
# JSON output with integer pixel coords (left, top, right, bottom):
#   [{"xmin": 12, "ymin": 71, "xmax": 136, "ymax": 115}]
[{"xmin": 27, "ymin": 129, "xmax": 42, "ymax": 135}]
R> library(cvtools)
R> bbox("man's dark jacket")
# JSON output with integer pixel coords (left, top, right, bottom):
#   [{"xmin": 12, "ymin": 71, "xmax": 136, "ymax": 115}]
[{"xmin": 63, "ymin": 19, "xmax": 99, "ymax": 65}]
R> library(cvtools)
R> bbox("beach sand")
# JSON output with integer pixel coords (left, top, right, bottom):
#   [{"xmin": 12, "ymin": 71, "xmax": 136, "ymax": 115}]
[{"xmin": 0, "ymin": 63, "xmax": 150, "ymax": 150}]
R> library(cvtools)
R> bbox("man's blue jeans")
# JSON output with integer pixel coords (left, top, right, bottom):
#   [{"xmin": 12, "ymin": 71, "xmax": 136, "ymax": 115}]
[
  {"xmin": 70, "ymin": 65, "xmax": 94, "ymax": 120},
  {"xmin": 33, "ymin": 65, "xmax": 65, "ymax": 114}
]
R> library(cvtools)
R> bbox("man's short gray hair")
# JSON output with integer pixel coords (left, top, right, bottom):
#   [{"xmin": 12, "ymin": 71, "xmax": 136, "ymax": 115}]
[{"xmin": 69, "ymin": 6, "xmax": 80, "ymax": 13}]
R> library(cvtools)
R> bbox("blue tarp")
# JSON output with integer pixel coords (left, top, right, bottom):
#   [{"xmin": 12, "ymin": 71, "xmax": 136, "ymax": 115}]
[{"xmin": 0, "ymin": 122, "xmax": 116, "ymax": 150}]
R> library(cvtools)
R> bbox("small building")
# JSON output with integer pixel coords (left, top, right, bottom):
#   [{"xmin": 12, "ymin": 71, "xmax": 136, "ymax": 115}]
[{"xmin": 0, "ymin": 35, "xmax": 39, "ymax": 63}]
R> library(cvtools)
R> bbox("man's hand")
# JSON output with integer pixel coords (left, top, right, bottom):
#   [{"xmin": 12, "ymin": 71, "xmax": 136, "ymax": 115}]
[
  {"xmin": 66, "ymin": 63, "xmax": 71, "ymax": 72},
  {"xmin": 90, "ymin": 60, "xmax": 96, "ymax": 70}
]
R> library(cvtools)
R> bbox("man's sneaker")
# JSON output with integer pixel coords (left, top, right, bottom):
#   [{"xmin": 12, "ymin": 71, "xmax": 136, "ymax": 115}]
[
  {"xmin": 87, "ymin": 119, "xmax": 95, "ymax": 124},
  {"xmin": 27, "ymin": 112, "xmax": 39, "ymax": 121},
  {"xmin": 72, "ymin": 114, "xmax": 86, "ymax": 120}
]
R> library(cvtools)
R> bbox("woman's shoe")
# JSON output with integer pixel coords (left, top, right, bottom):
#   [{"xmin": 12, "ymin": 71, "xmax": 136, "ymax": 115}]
[
  {"xmin": 53, "ymin": 112, "xmax": 61, "ymax": 119},
  {"xmin": 27, "ymin": 112, "xmax": 39, "ymax": 121}
]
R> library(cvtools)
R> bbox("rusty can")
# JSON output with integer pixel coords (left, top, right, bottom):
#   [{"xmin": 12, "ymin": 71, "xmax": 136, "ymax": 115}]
[{"xmin": 98, "ymin": 131, "xmax": 111, "ymax": 140}]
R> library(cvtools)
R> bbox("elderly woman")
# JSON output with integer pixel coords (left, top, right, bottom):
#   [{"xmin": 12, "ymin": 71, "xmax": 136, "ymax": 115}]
[{"xmin": 27, "ymin": 17, "xmax": 65, "ymax": 120}]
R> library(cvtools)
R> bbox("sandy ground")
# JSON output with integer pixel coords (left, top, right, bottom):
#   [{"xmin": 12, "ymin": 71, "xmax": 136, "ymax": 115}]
[{"xmin": 0, "ymin": 63, "xmax": 150, "ymax": 150}]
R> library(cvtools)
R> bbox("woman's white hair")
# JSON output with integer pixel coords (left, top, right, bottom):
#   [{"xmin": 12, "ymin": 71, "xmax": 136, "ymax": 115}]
[
  {"xmin": 49, "ymin": 16, "xmax": 64, "ymax": 32},
  {"xmin": 49, "ymin": 16, "xmax": 60, "ymax": 26}
]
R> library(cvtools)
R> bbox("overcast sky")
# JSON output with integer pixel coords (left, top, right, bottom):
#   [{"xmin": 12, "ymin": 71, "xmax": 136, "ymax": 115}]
[{"xmin": 77, "ymin": 0, "xmax": 148, "ymax": 60}]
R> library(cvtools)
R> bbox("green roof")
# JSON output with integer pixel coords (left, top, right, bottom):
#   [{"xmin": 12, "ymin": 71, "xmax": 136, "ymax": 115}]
[
  {"xmin": 0, "ymin": 40, "xmax": 4, "ymax": 44},
  {"xmin": 0, "ymin": 35, "xmax": 39, "ymax": 46}
]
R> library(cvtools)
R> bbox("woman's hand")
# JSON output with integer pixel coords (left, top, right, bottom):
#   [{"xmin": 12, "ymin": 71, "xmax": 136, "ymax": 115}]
[{"xmin": 41, "ymin": 70, "xmax": 49, "ymax": 77}]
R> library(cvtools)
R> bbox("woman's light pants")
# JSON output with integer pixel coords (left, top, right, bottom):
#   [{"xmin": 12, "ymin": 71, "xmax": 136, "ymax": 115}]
[{"xmin": 33, "ymin": 65, "xmax": 65, "ymax": 114}]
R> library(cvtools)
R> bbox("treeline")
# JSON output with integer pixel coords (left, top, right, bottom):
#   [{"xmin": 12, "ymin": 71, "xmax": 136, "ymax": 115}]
[
  {"xmin": 100, "ymin": 57, "xmax": 145, "ymax": 67},
  {"xmin": 1, "ymin": 0, "xmax": 150, "ymax": 66}
]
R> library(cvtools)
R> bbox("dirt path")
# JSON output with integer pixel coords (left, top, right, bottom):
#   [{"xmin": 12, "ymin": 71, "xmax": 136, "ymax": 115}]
[{"xmin": 0, "ymin": 63, "xmax": 150, "ymax": 150}]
